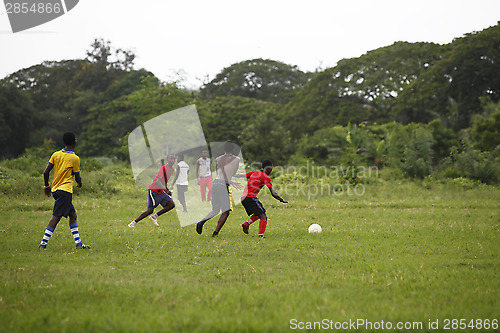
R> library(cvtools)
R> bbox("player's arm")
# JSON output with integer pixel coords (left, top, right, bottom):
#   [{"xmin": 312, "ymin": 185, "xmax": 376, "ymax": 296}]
[
  {"xmin": 195, "ymin": 160, "xmax": 200, "ymax": 185},
  {"xmin": 75, "ymin": 173, "xmax": 82, "ymax": 188},
  {"xmin": 43, "ymin": 163, "xmax": 53, "ymax": 197},
  {"xmin": 269, "ymin": 187, "xmax": 288, "ymax": 203},
  {"xmin": 170, "ymin": 165, "xmax": 180, "ymax": 188},
  {"xmin": 164, "ymin": 184, "xmax": 172, "ymax": 196}
]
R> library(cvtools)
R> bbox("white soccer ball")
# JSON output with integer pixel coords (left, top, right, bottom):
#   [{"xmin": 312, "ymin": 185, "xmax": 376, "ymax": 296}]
[{"xmin": 308, "ymin": 223, "xmax": 322, "ymax": 234}]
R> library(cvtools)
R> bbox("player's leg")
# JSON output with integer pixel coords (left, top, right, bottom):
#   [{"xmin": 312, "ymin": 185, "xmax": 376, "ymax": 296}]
[
  {"xmin": 129, "ymin": 190, "xmax": 156, "ymax": 227},
  {"xmin": 136, "ymin": 209, "xmax": 154, "ymax": 222},
  {"xmin": 257, "ymin": 212, "xmax": 268, "ymax": 237},
  {"xmin": 241, "ymin": 197, "xmax": 263, "ymax": 235},
  {"xmin": 242, "ymin": 215, "xmax": 259, "ymax": 234},
  {"xmin": 206, "ymin": 178, "xmax": 212, "ymax": 201},
  {"xmin": 213, "ymin": 210, "xmax": 230, "ymax": 236},
  {"xmin": 39, "ymin": 190, "xmax": 68, "ymax": 248},
  {"xmin": 200, "ymin": 178, "xmax": 207, "ymax": 202},
  {"xmin": 182, "ymin": 186, "xmax": 188, "ymax": 212},
  {"xmin": 177, "ymin": 185, "xmax": 188, "ymax": 212},
  {"xmin": 39, "ymin": 214, "xmax": 61, "ymax": 249},
  {"xmin": 196, "ymin": 209, "xmax": 218, "ymax": 234},
  {"xmin": 197, "ymin": 182, "xmax": 223, "ymax": 234},
  {"xmin": 157, "ymin": 199, "xmax": 175, "ymax": 216},
  {"xmin": 68, "ymin": 210, "xmax": 90, "ymax": 249},
  {"xmin": 148, "ymin": 192, "xmax": 174, "ymax": 226},
  {"xmin": 212, "ymin": 184, "xmax": 232, "ymax": 236}
]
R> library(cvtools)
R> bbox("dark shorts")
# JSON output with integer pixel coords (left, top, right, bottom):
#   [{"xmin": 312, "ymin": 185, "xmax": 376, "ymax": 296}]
[
  {"xmin": 52, "ymin": 190, "xmax": 76, "ymax": 218},
  {"xmin": 147, "ymin": 190, "xmax": 173, "ymax": 210},
  {"xmin": 211, "ymin": 180, "xmax": 232, "ymax": 213},
  {"xmin": 241, "ymin": 196, "xmax": 266, "ymax": 217}
]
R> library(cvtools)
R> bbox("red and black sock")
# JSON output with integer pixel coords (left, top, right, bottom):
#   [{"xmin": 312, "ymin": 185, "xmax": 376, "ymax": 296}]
[{"xmin": 258, "ymin": 220, "xmax": 267, "ymax": 235}]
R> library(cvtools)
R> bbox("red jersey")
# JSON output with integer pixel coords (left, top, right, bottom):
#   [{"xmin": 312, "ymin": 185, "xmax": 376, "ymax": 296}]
[
  {"xmin": 242, "ymin": 170, "xmax": 273, "ymax": 198},
  {"xmin": 149, "ymin": 164, "xmax": 175, "ymax": 194}
]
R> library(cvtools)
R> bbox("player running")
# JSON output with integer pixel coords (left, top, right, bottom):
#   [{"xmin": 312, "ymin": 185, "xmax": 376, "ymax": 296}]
[
  {"xmin": 39, "ymin": 132, "xmax": 90, "ymax": 249},
  {"xmin": 240, "ymin": 160, "xmax": 288, "ymax": 237},
  {"xmin": 196, "ymin": 142, "xmax": 242, "ymax": 237},
  {"xmin": 128, "ymin": 154, "xmax": 176, "ymax": 227}
]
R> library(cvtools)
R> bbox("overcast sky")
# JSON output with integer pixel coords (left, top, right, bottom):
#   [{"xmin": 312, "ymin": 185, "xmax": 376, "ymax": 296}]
[{"xmin": 1, "ymin": 0, "xmax": 499, "ymax": 88}]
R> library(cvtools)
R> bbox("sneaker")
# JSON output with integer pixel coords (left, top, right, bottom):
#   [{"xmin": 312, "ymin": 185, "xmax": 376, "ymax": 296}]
[
  {"xmin": 38, "ymin": 244, "xmax": 46, "ymax": 249},
  {"xmin": 242, "ymin": 222, "xmax": 249, "ymax": 234},
  {"xmin": 128, "ymin": 221, "xmax": 136, "ymax": 227},
  {"xmin": 76, "ymin": 243, "xmax": 91, "ymax": 249},
  {"xmin": 212, "ymin": 231, "xmax": 218, "ymax": 237},
  {"xmin": 196, "ymin": 221, "xmax": 204, "ymax": 235},
  {"xmin": 149, "ymin": 213, "xmax": 159, "ymax": 226},
  {"xmin": 258, "ymin": 234, "xmax": 265, "ymax": 238}
]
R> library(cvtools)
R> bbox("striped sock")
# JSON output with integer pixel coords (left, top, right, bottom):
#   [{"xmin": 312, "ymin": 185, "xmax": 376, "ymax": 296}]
[
  {"xmin": 70, "ymin": 223, "xmax": 82, "ymax": 245},
  {"xmin": 246, "ymin": 215, "xmax": 259, "ymax": 225},
  {"xmin": 40, "ymin": 226, "xmax": 55, "ymax": 247}
]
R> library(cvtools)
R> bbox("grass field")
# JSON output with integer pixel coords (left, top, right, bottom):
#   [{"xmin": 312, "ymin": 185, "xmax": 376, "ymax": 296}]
[{"xmin": 0, "ymin": 179, "xmax": 499, "ymax": 332}]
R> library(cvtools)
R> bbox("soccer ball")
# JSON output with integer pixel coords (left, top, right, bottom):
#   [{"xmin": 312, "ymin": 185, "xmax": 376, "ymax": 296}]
[{"xmin": 308, "ymin": 223, "xmax": 322, "ymax": 234}]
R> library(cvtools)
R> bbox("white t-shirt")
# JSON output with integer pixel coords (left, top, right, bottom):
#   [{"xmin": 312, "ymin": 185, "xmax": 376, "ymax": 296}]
[
  {"xmin": 175, "ymin": 161, "xmax": 189, "ymax": 185},
  {"xmin": 197, "ymin": 157, "xmax": 212, "ymax": 178}
]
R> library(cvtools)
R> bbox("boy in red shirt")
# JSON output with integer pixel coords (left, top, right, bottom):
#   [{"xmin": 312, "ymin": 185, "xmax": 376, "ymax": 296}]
[
  {"xmin": 240, "ymin": 160, "xmax": 287, "ymax": 237},
  {"xmin": 128, "ymin": 155, "xmax": 176, "ymax": 227}
]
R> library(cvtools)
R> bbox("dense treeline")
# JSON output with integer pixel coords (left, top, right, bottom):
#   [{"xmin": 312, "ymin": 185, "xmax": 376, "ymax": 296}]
[{"xmin": 1, "ymin": 25, "xmax": 499, "ymax": 184}]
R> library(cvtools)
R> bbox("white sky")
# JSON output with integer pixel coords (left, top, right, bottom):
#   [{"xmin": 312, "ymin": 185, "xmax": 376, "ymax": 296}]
[{"xmin": 1, "ymin": 0, "xmax": 499, "ymax": 89}]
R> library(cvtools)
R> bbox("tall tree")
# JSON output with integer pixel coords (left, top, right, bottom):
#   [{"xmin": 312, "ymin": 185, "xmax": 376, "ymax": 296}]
[
  {"xmin": 0, "ymin": 83, "xmax": 35, "ymax": 158},
  {"xmin": 200, "ymin": 59, "xmax": 312, "ymax": 104},
  {"xmin": 196, "ymin": 95, "xmax": 281, "ymax": 144},
  {"xmin": 283, "ymin": 42, "xmax": 442, "ymax": 138},
  {"xmin": 394, "ymin": 24, "xmax": 500, "ymax": 129}
]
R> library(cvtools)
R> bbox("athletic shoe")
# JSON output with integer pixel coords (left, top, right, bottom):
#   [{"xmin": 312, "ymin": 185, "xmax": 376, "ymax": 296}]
[
  {"xmin": 128, "ymin": 221, "xmax": 136, "ymax": 227},
  {"xmin": 242, "ymin": 222, "xmax": 249, "ymax": 234},
  {"xmin": 258, "ymin": 234, "xmax": 265, "ymax": 238},
  {"xmin": 196, "ymin": 221, "xmax": 204, "ymax": 234},
  {"xmin": 76, "ymin": 243, "xmax": 91, "ymax": 249},
  {"xmin": 149, "ymin": 213, "xmax": 159, "ymax": 226},
  {"xmin": 38, "ymin": 244, "xmax": 46, "ymax": 249},
  {"xmin": 212, "ymin": 231, "xmax": 218, "ymax": 237}
]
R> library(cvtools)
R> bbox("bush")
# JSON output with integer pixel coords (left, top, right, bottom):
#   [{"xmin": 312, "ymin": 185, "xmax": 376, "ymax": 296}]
[
  {"xmin": 401, "ymin": 127, "xmax": 433, "ymax": 179},
  {"xmin": 456, "ymin": 143, "xmax": 500, "ymax": 185}
]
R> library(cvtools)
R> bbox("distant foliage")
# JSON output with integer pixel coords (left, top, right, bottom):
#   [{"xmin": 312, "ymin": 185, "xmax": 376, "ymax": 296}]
[
  {"xmin": 282, "ymin": 42, "xmax": 443, "ymax": 137},
  {"xmin": 1, "ymin": 25, "xmax": 499, "ymax": 189},
  {"xmin": 0, "ymin": 82, "xmax": 35, "ymax": 158},
  {"xmin": 197, "ymin": 95, "xmax": 280, "ymax": 145},
  {"xmin": 401, "ymin": 126, "xmax": 434, "ymax": 179},
  {"xmin": 394, "ymin": 24, "xmax": 500, "ymax": 130},
  {"xmin": 200, "ymin": 58, "xmax": 312, "ymax": 104}
]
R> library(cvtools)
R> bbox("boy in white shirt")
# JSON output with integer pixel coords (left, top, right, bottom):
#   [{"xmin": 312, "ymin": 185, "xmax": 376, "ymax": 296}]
[{"xmin": 171, "ymin": 154, "xmax": 189, "ymax": 212}]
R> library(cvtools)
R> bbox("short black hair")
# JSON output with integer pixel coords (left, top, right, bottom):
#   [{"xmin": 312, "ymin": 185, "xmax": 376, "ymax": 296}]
[
  {"xmin": 63, "ymin": 132, "xmax": 76, "ymax": 146},
  {"xmin": 224, "ymin": 142, "xmax": 234, "ymax": 153},
  {"xmin": 262, "ymin": 160, "xmax": 273, "ymax": 169}
]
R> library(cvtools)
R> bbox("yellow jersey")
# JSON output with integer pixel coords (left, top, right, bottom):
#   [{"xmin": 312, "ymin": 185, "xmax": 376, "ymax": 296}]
[{"xmin": 48, "ymin": 149, "xmax": 80, "ymax": 193}]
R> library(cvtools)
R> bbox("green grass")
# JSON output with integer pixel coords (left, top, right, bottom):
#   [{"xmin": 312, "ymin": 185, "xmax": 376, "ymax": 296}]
[{"xmin": 0, "ymin": 180, "xmax": 499, "ymax": 332}]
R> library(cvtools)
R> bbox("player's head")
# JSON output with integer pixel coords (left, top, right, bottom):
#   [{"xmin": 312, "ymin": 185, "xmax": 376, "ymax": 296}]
[
  {"xmin": 63, "ymin": 132, "xmax": 76, "ymax": 147},
  {"xmin": 262, "ymin": 159, "xmax": 273, "ymax": 174},
  {"xmin": 177, "ymin": 154, "xmax": 184, "ymax": 161},
  {"xmin": 202, "ymin": 150, "xmax": 208, "ymax": 158},
  {"xmin": 224, "ymin": 142, "xmax": 234, "ymax": 154},
  {"xmin": 167, "ymin": 154, "xmax": 176, "ymax": 165}
]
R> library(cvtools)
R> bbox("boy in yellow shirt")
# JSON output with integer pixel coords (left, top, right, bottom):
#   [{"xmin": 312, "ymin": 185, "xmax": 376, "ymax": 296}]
[{"xmin": 39, "ymin": 132, "xmax": 90, "ymax": 249}]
